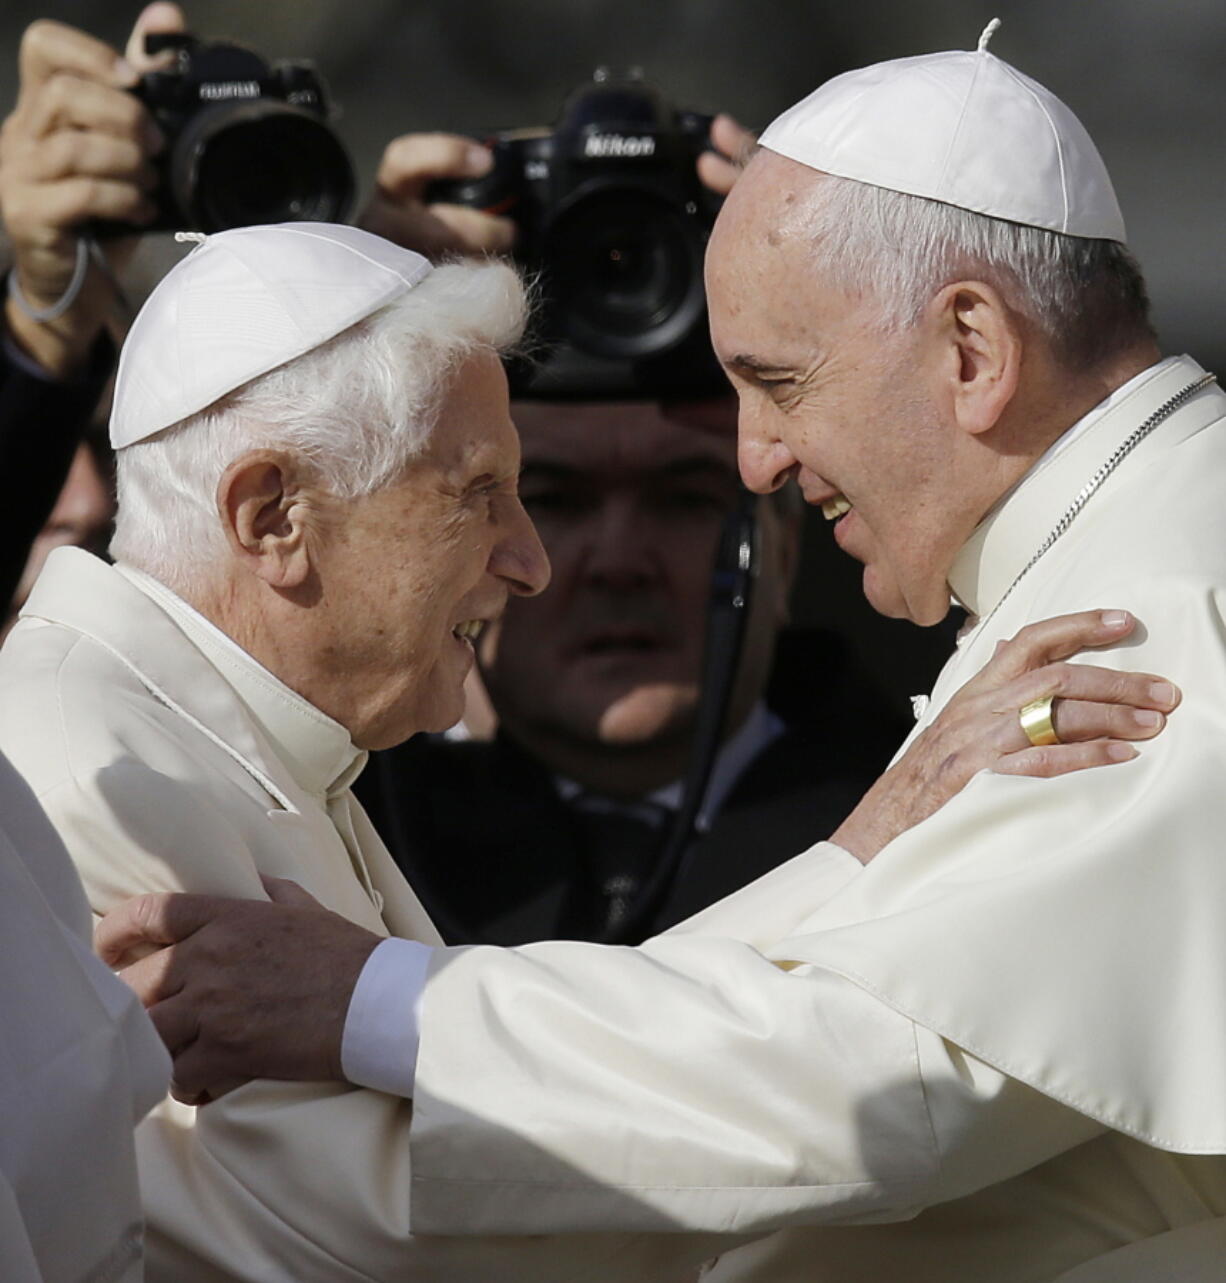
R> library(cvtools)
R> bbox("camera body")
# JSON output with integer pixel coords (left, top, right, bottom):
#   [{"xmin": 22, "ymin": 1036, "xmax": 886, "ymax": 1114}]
[
  {"xmin": 131, "ymin": 34, "xmax": 355, "ymax": 234},
  {"xmin": 432, "ymin": 72, "xmax": 727, "ymax": 399}
]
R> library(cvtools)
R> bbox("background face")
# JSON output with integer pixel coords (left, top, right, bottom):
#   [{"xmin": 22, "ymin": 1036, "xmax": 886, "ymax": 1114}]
[{"xmin": 478, "ymin": 399, "xmax": 746, "ymax": 753}]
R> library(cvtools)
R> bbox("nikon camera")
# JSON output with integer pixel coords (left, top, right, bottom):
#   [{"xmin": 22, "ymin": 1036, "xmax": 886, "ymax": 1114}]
[
  {"xmin": 127, "ymin": 33, "xmax": 355, "ymax": 234},
  {"xmin": 430, "ymin": 71, "xmax": 728, "ymax": 399}
]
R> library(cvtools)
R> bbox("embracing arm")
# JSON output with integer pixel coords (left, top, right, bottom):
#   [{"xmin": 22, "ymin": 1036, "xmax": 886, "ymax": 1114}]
[{"xmin": 94, "ymin": 609, "xmax": 1179, "ymax": 1247}]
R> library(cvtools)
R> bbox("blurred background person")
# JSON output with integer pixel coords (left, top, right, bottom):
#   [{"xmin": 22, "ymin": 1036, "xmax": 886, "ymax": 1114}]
[{"xmin": 359, "ymin": 390, "xmax": 907, "ymax": 944}]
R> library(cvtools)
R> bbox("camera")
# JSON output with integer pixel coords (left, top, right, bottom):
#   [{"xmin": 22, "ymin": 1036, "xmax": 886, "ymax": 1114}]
[
  {"xmin": 431, "ymin": 71, "xmax": 727, "ymax": 399},
  {"xmin": 127, "ymin": 33, "xmax": 355, "ymax": 234}
]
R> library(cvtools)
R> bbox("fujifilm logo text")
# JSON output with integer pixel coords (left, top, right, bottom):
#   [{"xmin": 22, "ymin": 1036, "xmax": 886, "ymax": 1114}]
[
  {"xmin": 584, "ymin": 134, "xmax": 656, "ymax": 158},
  {"xmin": 200, "ymin": 80, "xmax": 261, "ymax": 101}
]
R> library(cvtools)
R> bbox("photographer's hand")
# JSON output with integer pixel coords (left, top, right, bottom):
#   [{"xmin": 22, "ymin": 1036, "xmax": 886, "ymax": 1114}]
[
  {"xmin": 0, "ymin": 4, "xmax": 184, "ymax": 377},
  {"xmin": 359, "ymin": 133, "xmax": 516, "ymax": 260},
  {"xmin": 697, "ymin": 113, "xmax": 756, "ymax": 196}
]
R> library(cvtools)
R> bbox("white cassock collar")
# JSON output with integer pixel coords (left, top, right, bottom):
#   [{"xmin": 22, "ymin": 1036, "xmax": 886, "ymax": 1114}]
[{"xmin": 116, "ymin": 564, "xmax": 365, "ymax": 801}]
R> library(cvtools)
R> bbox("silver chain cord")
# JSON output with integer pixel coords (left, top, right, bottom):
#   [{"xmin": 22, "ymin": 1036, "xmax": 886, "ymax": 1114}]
[{"xmin": 977, "ymin": 371, "xmax": 1219, "ymax": 633}]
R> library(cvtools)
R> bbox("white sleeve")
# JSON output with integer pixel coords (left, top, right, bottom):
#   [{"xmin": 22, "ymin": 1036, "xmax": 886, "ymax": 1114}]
[
  {"xmin": 406, "ymin": 837, "xmax": 1104, "ymax": 1240},
  {"xmin": 341, "ymin": 936, "xmax": 433, "ymax": 1097},
  {"xmin": 341, "ymin": 841, "xmax": 862, "ymax": 1099}
]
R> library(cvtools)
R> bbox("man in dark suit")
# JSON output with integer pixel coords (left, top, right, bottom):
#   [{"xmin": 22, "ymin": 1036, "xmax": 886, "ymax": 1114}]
[{"xmin": 357, "ymin": 392, "xmax": 906, "ymax": 944}]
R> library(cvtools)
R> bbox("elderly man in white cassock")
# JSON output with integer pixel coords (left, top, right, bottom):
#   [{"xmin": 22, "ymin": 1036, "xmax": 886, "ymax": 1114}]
[{"xmin": 15, "ymin": 22, "xmax": 1225, "ymax": 1283}]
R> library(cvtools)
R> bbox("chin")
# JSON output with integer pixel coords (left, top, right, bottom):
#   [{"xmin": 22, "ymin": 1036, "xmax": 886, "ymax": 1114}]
[
  {"xmin": 595, "ymin": 682, "xmax": 699, "ymax": 745},
  {"xmin": 863, "ymin": 565, "xmax": 951, "ymax": 627},
  {"xmin": 361, "ymin": 694, "xmax": 462, "ymax": 751}
]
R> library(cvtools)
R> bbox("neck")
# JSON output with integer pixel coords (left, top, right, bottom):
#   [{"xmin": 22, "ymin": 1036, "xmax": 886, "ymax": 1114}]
[
  {"xmin": 1021, "ymin": 339, "xmax": 1162, "ymax": 457},
  {"xmin": 186, "ymin": 572, "xmax": 344, "ymax": 728}
]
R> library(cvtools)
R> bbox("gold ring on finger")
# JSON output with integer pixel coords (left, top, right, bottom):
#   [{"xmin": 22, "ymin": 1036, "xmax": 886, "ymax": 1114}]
[{"xmin": 1019, "ymin": 695, "xmax": 1060, "ymax": 748}]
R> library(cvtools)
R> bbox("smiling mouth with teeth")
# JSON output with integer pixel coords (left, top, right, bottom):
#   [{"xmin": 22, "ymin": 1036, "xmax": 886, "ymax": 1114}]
[
  {"xmin": 452, "ymin": 620, "xmax": 484, "ymax": 642},
  {"xmin": 821, "ymin": 495, "xmax": 852, "ymax": 521}
]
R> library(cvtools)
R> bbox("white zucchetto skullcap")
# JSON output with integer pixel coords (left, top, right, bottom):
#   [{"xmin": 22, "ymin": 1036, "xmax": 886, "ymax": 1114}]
[
  {"xmin": 758, "ymin": 18, "xmax": 1126, "ymax": 242},
  {"xmin": 110, "ymin": 222, "xmax": 433, "ymax": 449}
]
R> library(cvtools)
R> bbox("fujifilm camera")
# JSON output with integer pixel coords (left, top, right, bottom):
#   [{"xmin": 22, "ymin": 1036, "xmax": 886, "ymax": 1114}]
[
  {"xmin": 430, "ymin": 71, "xmax": 728, "ymax": 399},
  {"xmin": 128, "ymin": 33, "xmax": 355, "ymax": 233}
]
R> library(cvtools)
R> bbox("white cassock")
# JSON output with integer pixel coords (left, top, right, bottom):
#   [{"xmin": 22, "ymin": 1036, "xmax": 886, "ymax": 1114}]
[
  {"xmin": 396, "ymin": 355, "xmax": 1226, "ymax": 1281},
  {"xmin": 0, "ymin": 554, "xmax": 731, "ymax": 1282},
  {"xmin": 0, "ymin": 749, "xmax": 168, "ymax": 1283}
]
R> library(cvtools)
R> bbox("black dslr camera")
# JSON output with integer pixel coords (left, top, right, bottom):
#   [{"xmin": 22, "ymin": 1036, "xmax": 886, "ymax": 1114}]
[
  {"xmin": 129, "ymin": 33, "xmax": 355, "ymax": 233},
  {"xmin": 432, "ymin": 71, "xmax": 727, "ymax": 398}
]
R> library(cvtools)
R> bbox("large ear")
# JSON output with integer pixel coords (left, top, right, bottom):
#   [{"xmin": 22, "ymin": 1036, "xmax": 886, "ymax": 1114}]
[
  {"xmin": 927, "ymin": 279, "xmax": 1023, "ymax": 437},
  {"xmin": 216, "ymin": 450, "xmax": 319, "ymax": 589}
]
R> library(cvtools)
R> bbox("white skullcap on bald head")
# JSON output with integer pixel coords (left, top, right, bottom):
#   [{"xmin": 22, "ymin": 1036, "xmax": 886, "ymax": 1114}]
[
  {"xmin": 110, "ymin": 222, "xmax": 433, "ymax": 449},
  {"xmin": 758, "ymin": 18, "xmax": 1125, "ymax": 243}
]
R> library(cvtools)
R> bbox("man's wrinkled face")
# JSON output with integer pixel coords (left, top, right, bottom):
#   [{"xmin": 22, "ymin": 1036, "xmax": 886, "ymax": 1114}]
[
  {"xmin": 706, "ymin": 153, "xmax": 961, "ymax": 626},
  {"xmin": 313, "ymin": 351, "xmax": 549, "ymax": 749},
  {"xmin": 478, "ymin": 398, "xmax": 763, "ymax": 752}
]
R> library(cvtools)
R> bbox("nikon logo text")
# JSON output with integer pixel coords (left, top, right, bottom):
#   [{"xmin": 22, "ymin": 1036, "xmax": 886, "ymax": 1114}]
[
  {"xmin": 584, "ymin": 134, "xmax": 656, "ymax": 159},
  {"xmin": 200, "ymin": 80, "xmax": 261, "ymax": 101}
]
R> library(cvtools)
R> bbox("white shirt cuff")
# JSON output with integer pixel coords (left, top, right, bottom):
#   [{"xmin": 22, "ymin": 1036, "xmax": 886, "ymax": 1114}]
[{"xmin": 340, "ymin": 936, "xmax": 433, "ymax": 1098}]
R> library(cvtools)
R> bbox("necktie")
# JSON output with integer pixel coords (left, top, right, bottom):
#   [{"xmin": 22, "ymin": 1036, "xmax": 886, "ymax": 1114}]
[{"xmin": 568, "ymin": 796, "xmax": 669, "ymax": 937}]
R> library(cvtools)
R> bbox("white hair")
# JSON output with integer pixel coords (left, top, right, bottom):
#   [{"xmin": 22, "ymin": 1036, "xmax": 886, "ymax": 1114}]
[
  {"xmin": 798, "ymin": 173, "xmax": 1153, "ymax": 369},
  {"xmin": 111, "ymin": 258, "xmax": 526, "ymax": 590}
]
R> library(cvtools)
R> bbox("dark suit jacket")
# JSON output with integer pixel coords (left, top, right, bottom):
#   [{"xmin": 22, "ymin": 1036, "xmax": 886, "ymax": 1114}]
[{"xmin": 357, "ymin": 632, "xmax": 909, "ymax": 945}]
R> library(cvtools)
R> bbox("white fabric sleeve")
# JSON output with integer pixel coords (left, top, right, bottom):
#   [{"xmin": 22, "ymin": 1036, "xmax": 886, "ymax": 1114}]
[
  {"xmin": 341, "ymin": 935, "xmax": 433, "ymax": 1097},
  {"xmin": 409, "ymin": 930, "xmax": 1104, "ymax": 1238},
  {"xmin": 340, "ymin": 841, "xmax": 862, "ymax": 1101}
]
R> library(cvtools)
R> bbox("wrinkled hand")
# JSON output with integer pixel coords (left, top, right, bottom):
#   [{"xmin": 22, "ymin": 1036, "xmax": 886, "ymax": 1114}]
[
  {"xmin": 358, "ymin": 132, "xmax": 515, "ymax": 259},
  {"xmin": 95, "ymin": 875, "xmax": 382, "ymax": 1106},
  {"xmin": 0, "ymin": 4, "xmax": 184, "ymax": 373},
  {"xmin": 832, "ymin": 610, "xmax": 1181, "ymax": 864},
  {"xmin": 697, "ymin": 113, "xmax": 756, "ymax": 196}
]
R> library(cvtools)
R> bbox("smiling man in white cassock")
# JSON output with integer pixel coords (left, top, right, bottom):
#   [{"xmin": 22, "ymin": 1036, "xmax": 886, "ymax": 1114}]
[
  {"xmin": 54, "ymin": 20, "xmax": 1226, "ymax": 1283},
  {"xmin": 390, "ymin": 22, "xmax": 1226, "ymax": 1279}
]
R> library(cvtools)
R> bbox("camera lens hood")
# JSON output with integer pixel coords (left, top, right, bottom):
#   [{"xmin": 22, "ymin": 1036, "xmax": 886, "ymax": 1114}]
[{"xmin": 169, "ymin": 100, "xmax": 355, "ymax": 233}]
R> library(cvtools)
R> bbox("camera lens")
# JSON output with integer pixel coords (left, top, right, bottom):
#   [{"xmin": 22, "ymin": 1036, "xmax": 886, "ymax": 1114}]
[
  {"xmin": 544, "ymin": 189, "xmax": 706, "ymax": 360},
  {"xmin": 171, "ymin": 102, "xmax": 355, "ymax": 232}
]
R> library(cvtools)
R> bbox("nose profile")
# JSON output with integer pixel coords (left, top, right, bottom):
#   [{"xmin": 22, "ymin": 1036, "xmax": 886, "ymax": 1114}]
[
  {"xmin": 582, "ymin": 497, "xmax": 657, "ymax": 592},
  {"xmin": 738, "ymin": 434, "xmax": 798, "ymax": 495},
  {"xmin": 495, "ymin": 500, "xmax": 551, "ymax": 597}
]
